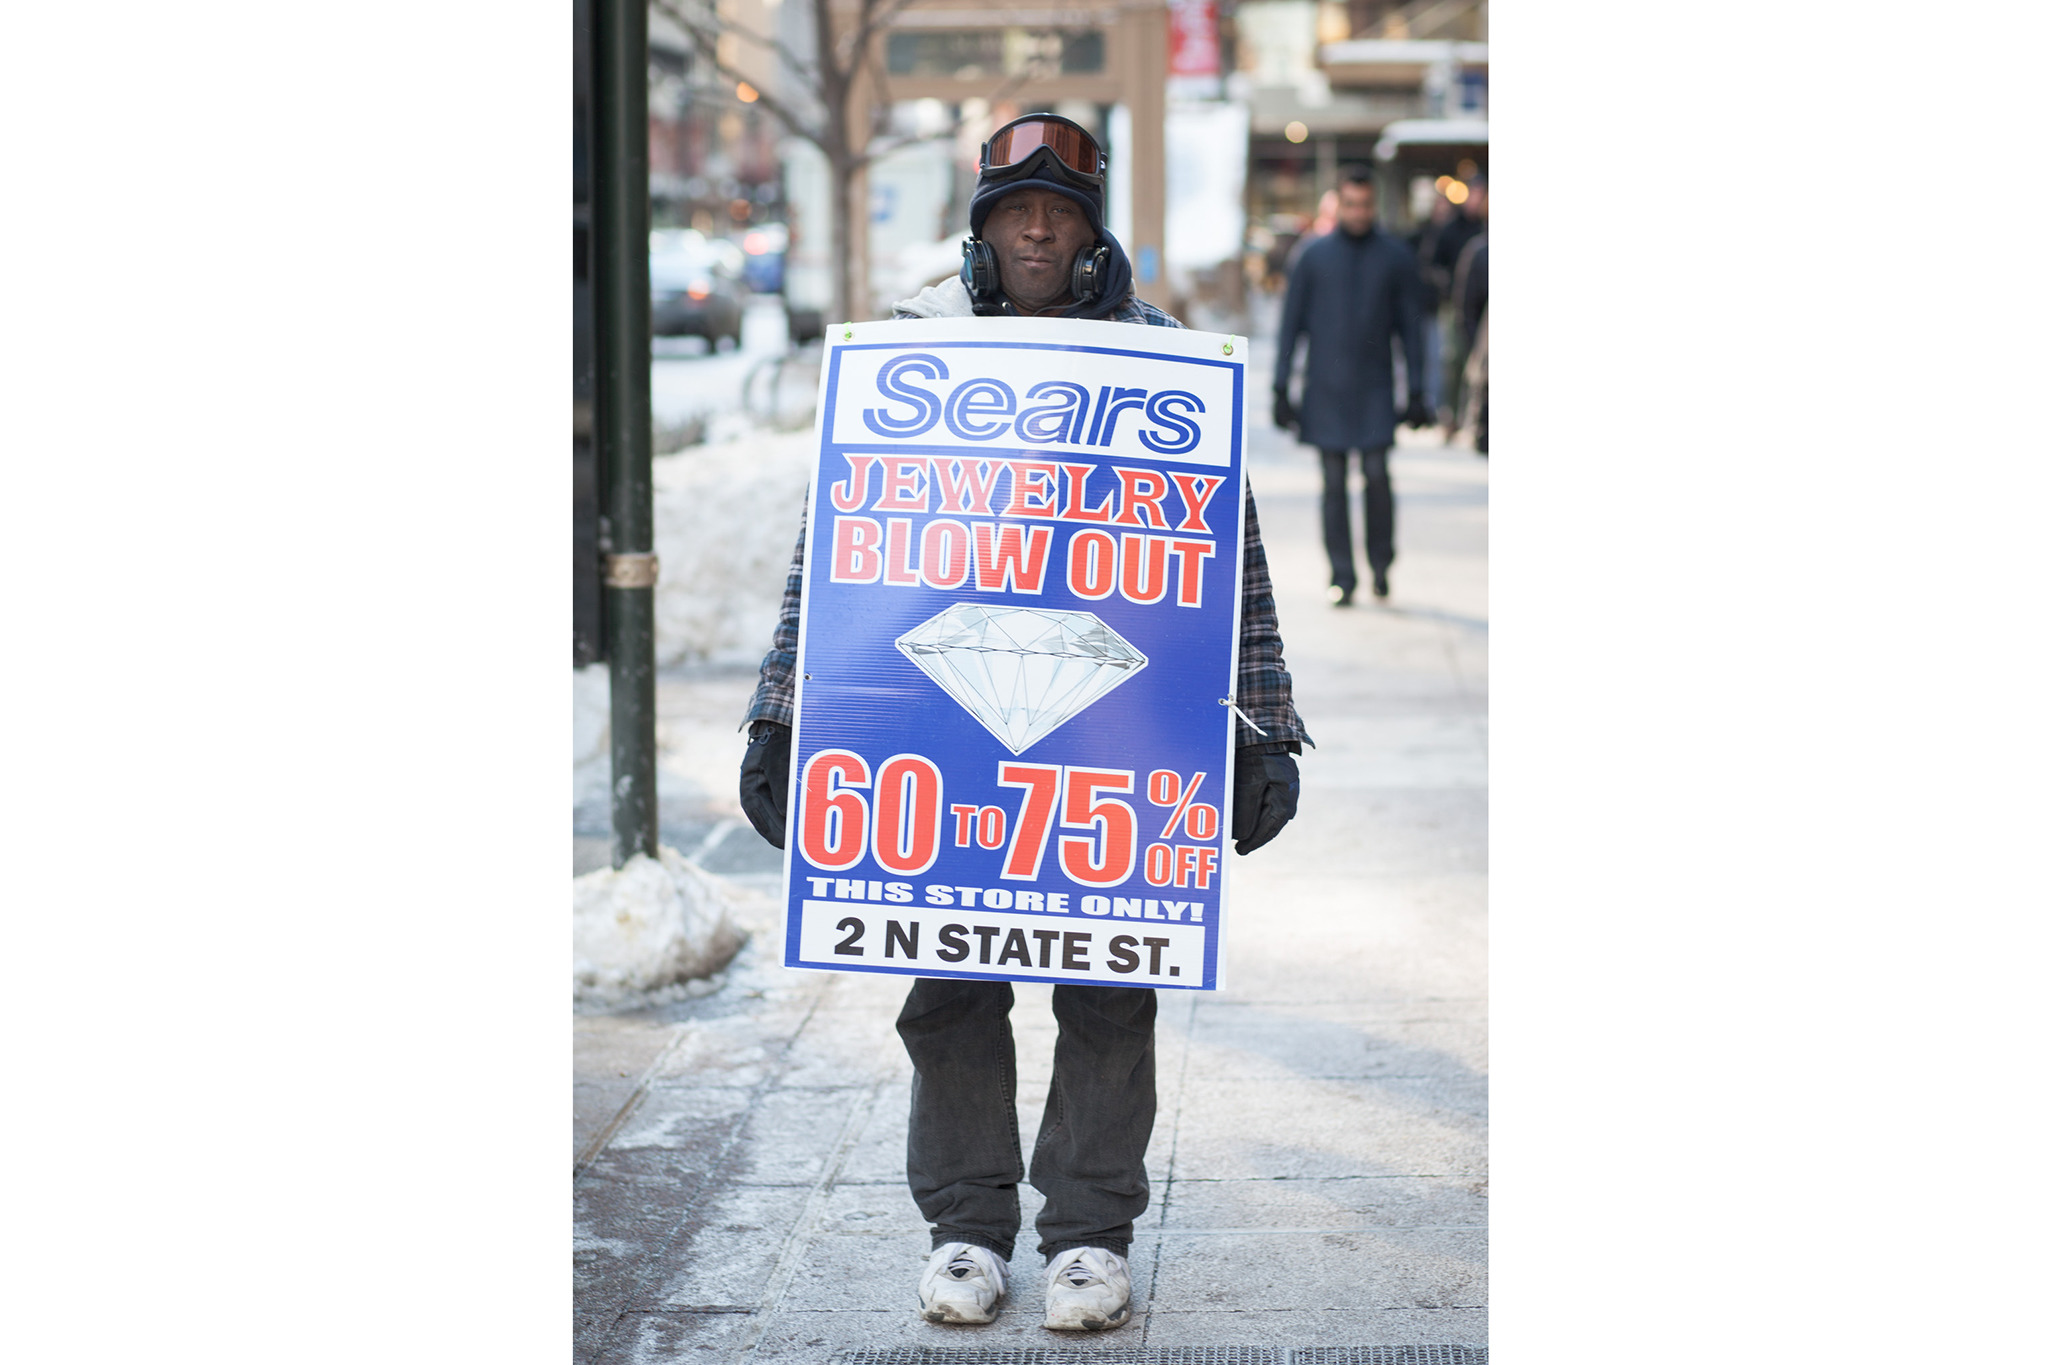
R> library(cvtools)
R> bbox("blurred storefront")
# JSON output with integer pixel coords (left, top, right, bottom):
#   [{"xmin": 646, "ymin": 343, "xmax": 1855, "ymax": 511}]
[
  {"xmin": 647, "ymin": 2, "xmax": 784, "ymax": 235},
  {"xmin": 637, "ymin": 0, "xmax": 1485, "ymax": 329},
  {"xmin": 1236, "ymin": 0, "xmax": 1486, "ymax": 293}
]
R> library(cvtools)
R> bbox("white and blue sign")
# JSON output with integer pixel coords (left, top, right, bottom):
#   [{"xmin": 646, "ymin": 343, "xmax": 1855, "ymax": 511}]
[{"xmin": 783, "ymin": 317, "xmax": 1248, "ymax": 991}]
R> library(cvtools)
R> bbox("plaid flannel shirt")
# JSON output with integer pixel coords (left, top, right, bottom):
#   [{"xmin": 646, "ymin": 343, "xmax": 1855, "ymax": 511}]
[{"xmin": 744, "ymin": 294, "xmax": 1310, "ymax": 753}]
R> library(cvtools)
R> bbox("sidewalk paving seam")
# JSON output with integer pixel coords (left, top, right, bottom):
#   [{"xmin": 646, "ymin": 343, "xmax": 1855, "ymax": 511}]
[
  {"xmin": 729, "ymin": 1076, "xmax": 887, "ymax": 1364},
  {"xmin": 576, "ymin": 1021, "xmax": 702, "ymax": 1174},
  {"xmin": 582, "ymin": 973, "xmax": 838, "ymax": 1360},
  {"xmin": 1140, "ymin": 989, "xmax": 1202, "ymax": 1348}
]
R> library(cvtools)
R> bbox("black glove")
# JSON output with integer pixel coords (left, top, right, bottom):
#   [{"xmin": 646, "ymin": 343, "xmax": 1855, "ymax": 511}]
[
  {"xmin": 1402, "ymin": 391, "xmax": 1433, "ymax": 429},
  {"xmin": 1271, "ymin": 387, "xmax": 1297, "ymax": 432},
  {"xmin": 739, "ymin": 720, "xmax": 791, "ymax": 849},
  {"xmin": 1232, "ymin": 749, "xmax": 1300, "ymax": 855}
]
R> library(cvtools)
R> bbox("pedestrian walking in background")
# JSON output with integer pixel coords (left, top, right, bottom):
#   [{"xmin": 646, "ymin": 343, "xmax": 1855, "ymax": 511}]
[
  {"xmin": 1283, "ymin": 187, "xmax": 1340, "ymax": 275},
  {"xmin": 1431, "ymin": 177, "xmax": 1486, "ymax": 434},
  {"xmin": 1272, "ymin": 165, "xmax": 1431, "ymax": 604},
  {"xmin": 1408, "ymin": 188, "xmax": 1458, "ymax": 416},
  {"xmin": 1451, "ymin": 230, "xmax": 1487, "ymax": 454},
  {"xmin": 738, "ymin": 111, "xmax": 1309, "ymax": 1335}
]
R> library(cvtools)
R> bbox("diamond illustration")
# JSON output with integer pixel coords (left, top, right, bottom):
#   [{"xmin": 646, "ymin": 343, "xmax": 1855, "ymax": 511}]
[{"xmin": 895, "ymin": 604, "xmax": 1148, "ymax": 754}]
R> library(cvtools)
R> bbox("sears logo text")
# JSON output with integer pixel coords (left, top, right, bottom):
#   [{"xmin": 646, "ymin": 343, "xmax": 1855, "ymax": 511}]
[{"xmin": 861, "ymin": 352, "xmax": 1205, "ymax": 457}]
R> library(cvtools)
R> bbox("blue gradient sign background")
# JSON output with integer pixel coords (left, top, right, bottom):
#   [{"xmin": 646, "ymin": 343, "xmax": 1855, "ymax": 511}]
[{"xmin": 782, "ymin": 318, "xmax": 1248, "ymax": 992}]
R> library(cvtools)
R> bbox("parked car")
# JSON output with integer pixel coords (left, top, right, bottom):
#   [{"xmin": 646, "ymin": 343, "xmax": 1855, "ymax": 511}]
[
  {"xmin": 739, "ymin": 222, "xmax": 788, "ymax": 294},
  {"xmin": 649, "ymin": 228, "xmax": 743, "ymax": 348}
]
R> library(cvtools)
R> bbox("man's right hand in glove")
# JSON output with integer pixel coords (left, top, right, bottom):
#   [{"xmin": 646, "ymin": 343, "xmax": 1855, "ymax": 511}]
[
  {"xmin": 1271, "ymin": 387, "xmax": 1297, "ymax": 432},
  {"xmin": 739, "ymin": 720, "xmax": 791, "ymax": 849},
  {"xmin": 1232, "ymin": 748, "xmax": 1300, "ymax": 856}
]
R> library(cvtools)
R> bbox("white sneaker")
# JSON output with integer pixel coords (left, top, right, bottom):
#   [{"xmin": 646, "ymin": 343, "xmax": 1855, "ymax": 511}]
[
  {"xmin": 1042, "ymin": 1246, "xmax": 1132, "ymax": 1331},
  {"xmin": 918, "ymin": 1242, "xmax": 1009, "ymax": 1324}
]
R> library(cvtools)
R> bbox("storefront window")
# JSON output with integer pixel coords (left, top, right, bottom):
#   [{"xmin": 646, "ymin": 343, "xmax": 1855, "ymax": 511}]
[{"xmin": 885, "ymin": 29, "xmax": 1105, "ymax": 78}]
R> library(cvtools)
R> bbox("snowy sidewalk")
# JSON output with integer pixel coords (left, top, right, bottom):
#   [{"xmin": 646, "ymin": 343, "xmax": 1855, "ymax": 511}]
[{"xmin": 574, "ymin": 411, "xmax": 1489, "ymax": 1363}]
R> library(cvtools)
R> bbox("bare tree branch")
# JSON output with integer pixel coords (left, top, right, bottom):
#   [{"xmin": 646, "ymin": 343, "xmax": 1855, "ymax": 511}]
[
  {"xmin": 851, "ymin": 125, "xmax": 955, "ymax": 173},
  {"xmin": 650, "ymin": 0, "xmax": 1018, "ymax": 319},
  {"xmin": 859, "ymin": 9, "xmax": 898, "ymax": 139},
  {"xmin": 647, "ymin": 5, "xmax": 823, "ymax": 151},
  {"xmin": 838, "ymin": 0, "xmax": 920, "ymax": 72},
  {"xmin": 847, "ymin": 47, "xmax": 1056, "ymax": 173},
  {"xmin": 830, "ymin": 0, "xmax": 873, "ymax": 69},
  {"xmin": 725, "ymin": 73, "xmax": 829, "ymax": 153},
  {"xmin": 650, "ymin": 0, "xmax": 820, "ymax": 89},
  {"xmin": 809, "ymin": 0, "xmax": 853, "ymax": 144},
  {"xmin": 811, "ymin": 0, "xmax": 851, "ymax": 84},
  {"xmin": 648, "ymin": 0, "xmax": 828, "ymax": 149}
]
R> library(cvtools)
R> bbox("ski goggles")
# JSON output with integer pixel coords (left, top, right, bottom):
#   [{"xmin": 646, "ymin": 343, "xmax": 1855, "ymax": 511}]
[{"xmin": 979, "ymin": 113, "xmax": 1107, "ymax": 189}]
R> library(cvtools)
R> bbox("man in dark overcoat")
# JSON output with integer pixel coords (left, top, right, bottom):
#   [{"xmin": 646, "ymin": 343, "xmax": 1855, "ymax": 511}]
[{"xmin": 1272, "ymin": 166, "xmax": 1431, "ymax": 603}]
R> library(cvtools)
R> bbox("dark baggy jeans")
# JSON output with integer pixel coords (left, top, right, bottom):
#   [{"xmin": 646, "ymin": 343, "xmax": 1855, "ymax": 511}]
[
  {"xmin": 896, "ymin": 977, "xmax": 1156, "ymax": 1263},
  {"xmin": 1319, "ymin": 445, "xmax": 1395, "ymax": 591}
]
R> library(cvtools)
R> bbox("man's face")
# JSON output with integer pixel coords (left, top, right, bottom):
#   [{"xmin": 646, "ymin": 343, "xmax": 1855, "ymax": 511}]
[
  {"xmin": 1336, "ymin": 182, "xmax": 1376, "ymax": 236},
  {"xmin": 983, "ymin": 186, "xmax": 1093, "ymax": 313}
]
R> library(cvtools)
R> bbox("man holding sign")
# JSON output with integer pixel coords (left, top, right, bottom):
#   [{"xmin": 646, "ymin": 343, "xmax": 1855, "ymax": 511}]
[{"xmin": 739, "ymin": 114, "xmax": 1309, "ymax": 1332}]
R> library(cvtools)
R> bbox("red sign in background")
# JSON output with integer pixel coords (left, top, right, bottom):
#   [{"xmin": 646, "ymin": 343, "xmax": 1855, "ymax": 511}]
[{"xmin": 1168, "ymin": 0, "xmax": 1221, "ymax": 78}]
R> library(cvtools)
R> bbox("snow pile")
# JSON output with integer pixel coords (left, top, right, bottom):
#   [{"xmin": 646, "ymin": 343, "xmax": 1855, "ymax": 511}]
[
  {"xmin": 876, "ymin": 232, "xmax": 970, "ymax": 306},
  {"xmin": 573, "ymin": 846, "xmax": 746, "ymax": 1005},
  {"xmin": 651, "ymin": 427, "xmax": 815, "ymax": 667}
]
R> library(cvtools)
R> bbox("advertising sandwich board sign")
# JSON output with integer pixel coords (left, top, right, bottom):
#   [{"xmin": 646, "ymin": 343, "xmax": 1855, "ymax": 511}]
[{"xmin": 782, "ymin": 316, "xmax": 1248, "ymax": 991}]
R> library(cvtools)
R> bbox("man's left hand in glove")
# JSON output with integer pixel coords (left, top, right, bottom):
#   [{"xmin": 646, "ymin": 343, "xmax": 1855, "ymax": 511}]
[
  {"xmin": 1402, "ymin": 391, "xmax": 1434, "ymax": 429},
  {"xmin": 1232, "ymin": 746, "xmax": 1301, "ymax": 855},
  {"xmin": 739, "ymin": 720, "xmax": 791, "ymax": 849}
]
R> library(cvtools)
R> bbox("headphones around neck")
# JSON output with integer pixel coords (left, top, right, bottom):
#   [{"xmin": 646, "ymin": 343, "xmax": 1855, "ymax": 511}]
[{"xmin": 961, "ymin": 237, "xmax": 1112, "ymax": 315}]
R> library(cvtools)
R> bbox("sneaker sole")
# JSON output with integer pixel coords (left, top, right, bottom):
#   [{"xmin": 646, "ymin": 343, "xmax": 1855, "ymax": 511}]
[
  {"xmin": 920, "ymin": 1302, "xmax": 999, "ymax": 1325},
  {"xmin": 1043, "ymin": 1304, "xmax": 1131, "ymax": 1332}
]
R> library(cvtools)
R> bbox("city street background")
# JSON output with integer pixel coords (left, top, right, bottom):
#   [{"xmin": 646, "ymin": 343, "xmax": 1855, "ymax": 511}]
[
  {"xmin": 573, "ymin": 3, "xmax": 1489, "ymax": 1358},
  {"xmin": 17, "ymin": 5, "xmax": 2036, "ymax": 1364}
]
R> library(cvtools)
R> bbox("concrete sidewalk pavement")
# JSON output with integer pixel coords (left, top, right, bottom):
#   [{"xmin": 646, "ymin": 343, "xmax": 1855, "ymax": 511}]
[{"xmin": 575, "ymin": 399, "xmax": 1488, "ymax": 1363}]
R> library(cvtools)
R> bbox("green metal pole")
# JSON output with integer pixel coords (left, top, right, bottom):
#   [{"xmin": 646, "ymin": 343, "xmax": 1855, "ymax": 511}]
[{"xmin": 592, "ymin": 0, "xmax": 657, "ymax": 868}]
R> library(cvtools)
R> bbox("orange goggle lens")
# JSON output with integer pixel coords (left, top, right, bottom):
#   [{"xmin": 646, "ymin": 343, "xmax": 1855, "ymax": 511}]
[{"xmin": 985, "ymin": 119, "xmax": 1103, "ymax": 176}]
